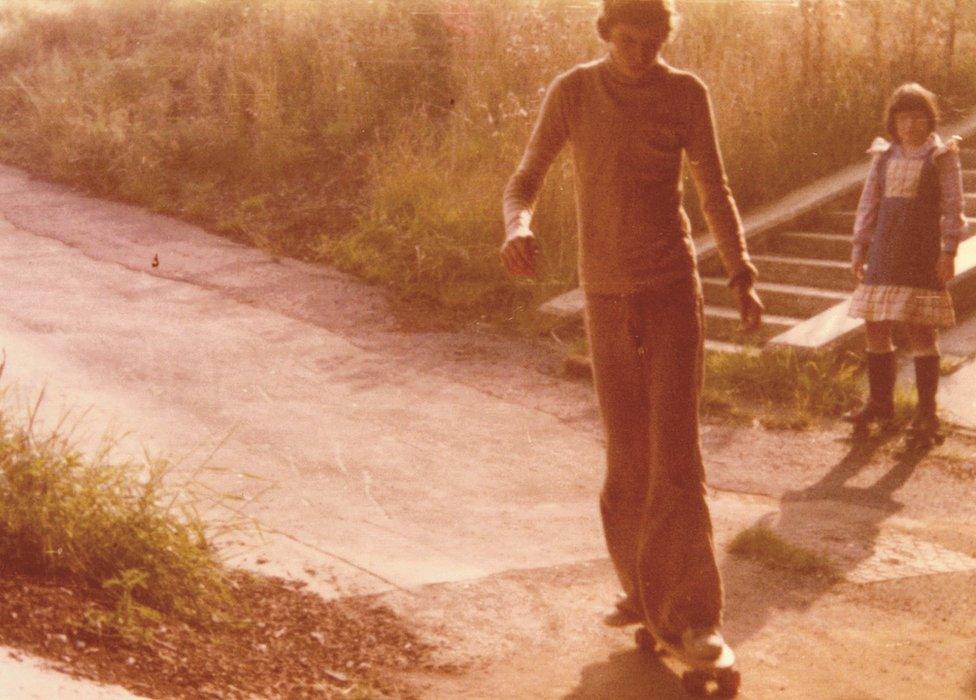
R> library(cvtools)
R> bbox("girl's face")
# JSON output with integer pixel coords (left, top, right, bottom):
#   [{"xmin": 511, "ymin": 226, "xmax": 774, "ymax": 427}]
[{"xmin": 894, "ymin": 109, "xmax": 932, "ymax": 148}]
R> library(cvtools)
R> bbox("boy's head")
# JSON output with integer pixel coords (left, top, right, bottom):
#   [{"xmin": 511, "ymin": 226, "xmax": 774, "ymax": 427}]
[
  {"xmin": 598, "ymin": 1, "xmax": 675, "ymax": 77},
  {"xmin": 597, "ymin": 0, "xmax": 675, "ymax": 41},
  {"xmin": 885, "ymin": 83, "xmax": 939, "ymax": 145}
]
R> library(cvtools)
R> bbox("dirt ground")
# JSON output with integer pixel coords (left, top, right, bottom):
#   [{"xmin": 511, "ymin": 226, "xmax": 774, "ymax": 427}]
[
  {"xmin": 1, "ymin": 163, "xmax": 975, "ymax": 698},
  {"xmin": 0, "ymin": 572, "xmax": 436, "ymax": 699},
  {"xmin": 383, "ymin": 426, "xmax": 976, "ymax": 700}
]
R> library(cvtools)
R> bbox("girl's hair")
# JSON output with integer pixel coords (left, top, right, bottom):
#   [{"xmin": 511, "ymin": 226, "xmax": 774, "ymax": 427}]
[
  {"xmin": 885, "ymin": 83, "xmax": 940, "ymax": 142},
  {"xmin": 597, "ymin": 0, "xmax": 676, "ymax": 42}
]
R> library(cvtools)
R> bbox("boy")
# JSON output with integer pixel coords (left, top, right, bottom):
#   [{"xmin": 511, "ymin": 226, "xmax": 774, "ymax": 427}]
[{"xmin": 501, "ymin": 0, "xmax": 763, "ymax": 660}]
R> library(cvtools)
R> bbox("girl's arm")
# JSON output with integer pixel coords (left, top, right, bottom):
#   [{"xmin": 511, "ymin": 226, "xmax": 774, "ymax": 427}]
[
  {"xmin": 852, "ymin": 152, "xmax": 885, "ymax": 261},
  {"xmin": 936, "ymin": 137, "xmax": 967, "ymax": 255}
]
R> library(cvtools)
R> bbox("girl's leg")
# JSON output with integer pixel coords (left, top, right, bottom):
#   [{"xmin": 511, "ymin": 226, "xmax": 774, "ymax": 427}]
[
  {"xmin": 906, "ymin": 324, "xmax": 941, "ymax": 428},
  {"xmin": 849, "ymin": 321, "xmax": 897, "ymax": 426},
  {"xmin": 864, "ymin": 320, "xmax": 894, "ymax": 353}
]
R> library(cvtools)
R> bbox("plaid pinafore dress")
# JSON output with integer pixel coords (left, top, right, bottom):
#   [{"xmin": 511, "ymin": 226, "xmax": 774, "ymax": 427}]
[{"xmin": 848, "ymin": 141, "xmax": 956, "ymax": 327}]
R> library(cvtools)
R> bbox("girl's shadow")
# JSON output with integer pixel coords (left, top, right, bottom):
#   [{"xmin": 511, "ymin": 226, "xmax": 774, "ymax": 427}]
[
  {"xmin": 782, "ymin": 432, "xmax": 929, "ymax": 510},
  {"xmin": 724, "ymin": 431, "xmax": 932, "ymax": 647},
  {"xmin": 565, "ymin": 433, "xmax": 934, "ymax": 699}
]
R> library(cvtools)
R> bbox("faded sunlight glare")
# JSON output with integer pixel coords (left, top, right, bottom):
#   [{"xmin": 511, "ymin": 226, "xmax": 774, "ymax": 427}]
[{"xmin": 0, "ymin": 0, "xmax": 972, "ymax": 321}]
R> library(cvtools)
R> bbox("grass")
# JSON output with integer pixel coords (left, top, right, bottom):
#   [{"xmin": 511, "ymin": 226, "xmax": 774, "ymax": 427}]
[
  {"xmin": 0, "ymin": 378, "xmax": 229, "ymax": 642},
  {"xmin": 0, "ymin": 0, "xmax": 973, "ymax": 323},
  {"xmin": 728, "ymin": 524, "xmax": 838, "ymax": 579},
  {"xmin": 940, "ymin": 354, "xmax": 971, "ymax": 376},
  {"xmin": 0, "ymin": 370, "xmax": 435, "ymax": 694},
  {"xmin": 560, "ymin": 339, "xmax": 873, "ymax": 428},
  {"xmin": 701, "ymin": 347, "xmax": 864, "ymax": 428}
]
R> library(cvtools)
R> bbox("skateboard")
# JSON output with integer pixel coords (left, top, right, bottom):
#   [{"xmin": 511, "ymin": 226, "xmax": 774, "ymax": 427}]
[{"xmin": 634, "ymin": 626, "xmax": 741, "ymax": 697}]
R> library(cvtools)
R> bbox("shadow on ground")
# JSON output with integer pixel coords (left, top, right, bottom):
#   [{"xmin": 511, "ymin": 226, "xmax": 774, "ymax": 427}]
[
  {"xmin": 565, "ymin": 434, "xmax": 934, "ymax": 699},
  {"xmin": 724, "ymin": 433, "xmax": 932, "ymax": 647},
  {"xmin": 564, "ymin": 647, "xmax": 689, "ymax": 700}
]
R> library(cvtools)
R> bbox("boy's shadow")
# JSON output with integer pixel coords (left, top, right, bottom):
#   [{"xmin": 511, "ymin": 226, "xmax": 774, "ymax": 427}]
[
  {"xmin": 564, "ymin": 648, "xmax": 692, "ymax": 700},
  {"xmin": 565, "ymin": 434, "xmax": 932, "ymax": 699}
]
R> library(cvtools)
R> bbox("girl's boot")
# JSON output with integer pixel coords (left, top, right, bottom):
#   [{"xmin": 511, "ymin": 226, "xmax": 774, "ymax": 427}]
[
  {"xmin": 845, "ymin": 351, "xmax": 896, "ymax": 436},
  {"xmin": 908, "ymin": 354, "xmax": 944, "ymax": 446}
]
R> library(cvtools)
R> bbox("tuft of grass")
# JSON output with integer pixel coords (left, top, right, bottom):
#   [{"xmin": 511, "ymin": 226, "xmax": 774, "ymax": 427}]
[
  {"xmin": 927, "ymin": 445, "xmax": 976, "ymax": 481},
  {"xmin": 728, "ymin": 524, "xmax": 838, "ymax": 579},
  {"xmin": 940, "ymin": 354, "xmax": 970, "ymax": 376},
  {"xmin": 702, "ymin": 348, "xmax": 863, "ymax": 428},
  {"xmin": 0, "ymin": 383, "xmax": 229, "ymax": 642}
]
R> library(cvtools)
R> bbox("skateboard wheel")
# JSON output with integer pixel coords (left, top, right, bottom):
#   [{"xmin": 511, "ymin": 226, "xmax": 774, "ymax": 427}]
[
  {"xmin": 681, "ymin": 669, "xmax": 709, "ymax": 696},
  {"xmin": 715, "ymin": 667, "xmax": 741, "ymax": 697},
  {"xmin": 634, "ymin": 627, "xmax": 657, "ymax": 654}
]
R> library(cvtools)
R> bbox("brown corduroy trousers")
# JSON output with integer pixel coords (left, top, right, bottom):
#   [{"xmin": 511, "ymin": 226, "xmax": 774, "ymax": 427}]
[{"xmin": 585, "ymin": 275, "xmax": 723, "ymax": 638}]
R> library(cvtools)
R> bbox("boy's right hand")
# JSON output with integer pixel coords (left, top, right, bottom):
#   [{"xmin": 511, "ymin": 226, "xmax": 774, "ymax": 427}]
[
  {"xmin": 851, "ymin": 254, "xmax": 866, "ymax": 282},
  {"xmin": 501, "ymin": 228, "xmax": 538, "ymax": 277}
]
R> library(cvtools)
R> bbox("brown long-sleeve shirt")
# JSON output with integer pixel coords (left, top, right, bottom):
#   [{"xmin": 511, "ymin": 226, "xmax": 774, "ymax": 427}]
[{"xmin": 503, "ymin": 57, "xmax": 756, "ymax": 295}]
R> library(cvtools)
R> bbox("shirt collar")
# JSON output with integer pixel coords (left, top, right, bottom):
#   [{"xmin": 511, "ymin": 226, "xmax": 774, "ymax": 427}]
[
  {"xmin": 868, "ymin": 132, "xmax": 945, "ymax": 156},
  {"xmin": 601, "ymin": 55, "xmax": 668, "ymax": 85}
]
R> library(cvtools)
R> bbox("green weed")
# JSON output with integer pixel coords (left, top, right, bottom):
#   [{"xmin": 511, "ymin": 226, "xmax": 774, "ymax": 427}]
[
  {"xmin": 728, "ymin": 524, "xmax": 838, "ymax": 579},
  {"xmin": 0, "ymin": 381, "xmax": 229, "ymax": 642},
  {"xmin": 702, "ymin": 348, "xmax": 863, "ymax": 427}
]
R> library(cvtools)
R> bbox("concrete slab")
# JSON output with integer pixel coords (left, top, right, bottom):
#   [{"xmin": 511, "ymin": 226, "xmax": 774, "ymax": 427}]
[
  {"xmin": 935, "ymin": 310, "xmax": 976, "ymax": 429},
  {"xmin": 0, "ymin": 167, "xmax": 613, "ymax": 601},
  {"xmin": 0, "ymin": 648, "xmax": 142, "ymax": 699},
  {"xmin": 940, "ymin": 308, "xmax": 976, "ymax": 357},
  {"xmin": 941, "ymin": 359, "xmax": 976, "ymax": 429},
  {"xmin": 843, "ymin": 531, "xmax": 976, "ymax": 584}
]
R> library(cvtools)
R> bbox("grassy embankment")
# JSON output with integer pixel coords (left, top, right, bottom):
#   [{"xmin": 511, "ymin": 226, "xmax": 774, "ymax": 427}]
[
  {"xmin": 0, "ymin": 0, "xmax": 973, "ymax": 423},
  {"xmin": 0, "ymin": 0, "xmax": 973, "ymax": 321},
  {"xmin": 0, "ymin": 375, "xmax": 429, "ymax": 696}
]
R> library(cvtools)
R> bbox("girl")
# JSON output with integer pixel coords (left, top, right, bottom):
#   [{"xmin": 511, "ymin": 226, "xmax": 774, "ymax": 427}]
[{"xmin": 848, "ymin": 83, "xmax": 968, "ymax": 442}]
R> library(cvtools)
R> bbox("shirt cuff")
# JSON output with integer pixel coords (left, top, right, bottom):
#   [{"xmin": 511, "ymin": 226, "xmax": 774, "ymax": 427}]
[{"xmin": 727, "ymin": 262, "xmax": 758, "ymax": 288}]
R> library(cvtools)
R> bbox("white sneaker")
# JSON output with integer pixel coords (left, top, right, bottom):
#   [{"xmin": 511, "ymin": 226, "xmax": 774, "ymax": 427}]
[
  {"xmin": 603, "ymin": 593, "xmax": 642, "ymax": 627},
  {"xmin": 680, "ymin": 627, "xmax": 726, "ymax": 662}
]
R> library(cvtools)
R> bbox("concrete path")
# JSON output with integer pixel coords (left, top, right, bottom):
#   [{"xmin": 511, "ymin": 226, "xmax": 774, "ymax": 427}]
[
  {"xmin": 940, "ymin": 313, "xmax": 976, "ymax": 428},
  {"xmin": 0, "ymin": 163, "xmax": 610, "ymax": 599},
  {"xmin": 0, "ymin": 647, "xmax": 141, "ymax": 699}
]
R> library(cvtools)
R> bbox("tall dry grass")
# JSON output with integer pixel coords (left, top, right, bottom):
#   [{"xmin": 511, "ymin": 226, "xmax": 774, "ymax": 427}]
[{"xmin": 0, "ymin": 0, "xmax": 974, "ymax": 320}]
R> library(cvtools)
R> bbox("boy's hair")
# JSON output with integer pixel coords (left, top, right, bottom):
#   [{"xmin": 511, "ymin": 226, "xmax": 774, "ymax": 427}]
[
  {"xmin": 885, "ymin": 83, "xmax": 940, "ymax": 142},
  {"xmin": 597, "ymin": 0, "xmax": 676, "ymax": 42}
]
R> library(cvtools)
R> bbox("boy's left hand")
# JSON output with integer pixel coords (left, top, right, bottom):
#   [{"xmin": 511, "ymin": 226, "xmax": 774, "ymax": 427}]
[
  {"xmin": 937, "ymin": 252, "xmax": 956, "ymax": 287},
  {"xmin": 734, "ymin": 281, "xmax": 764, "ymax": 333}
]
